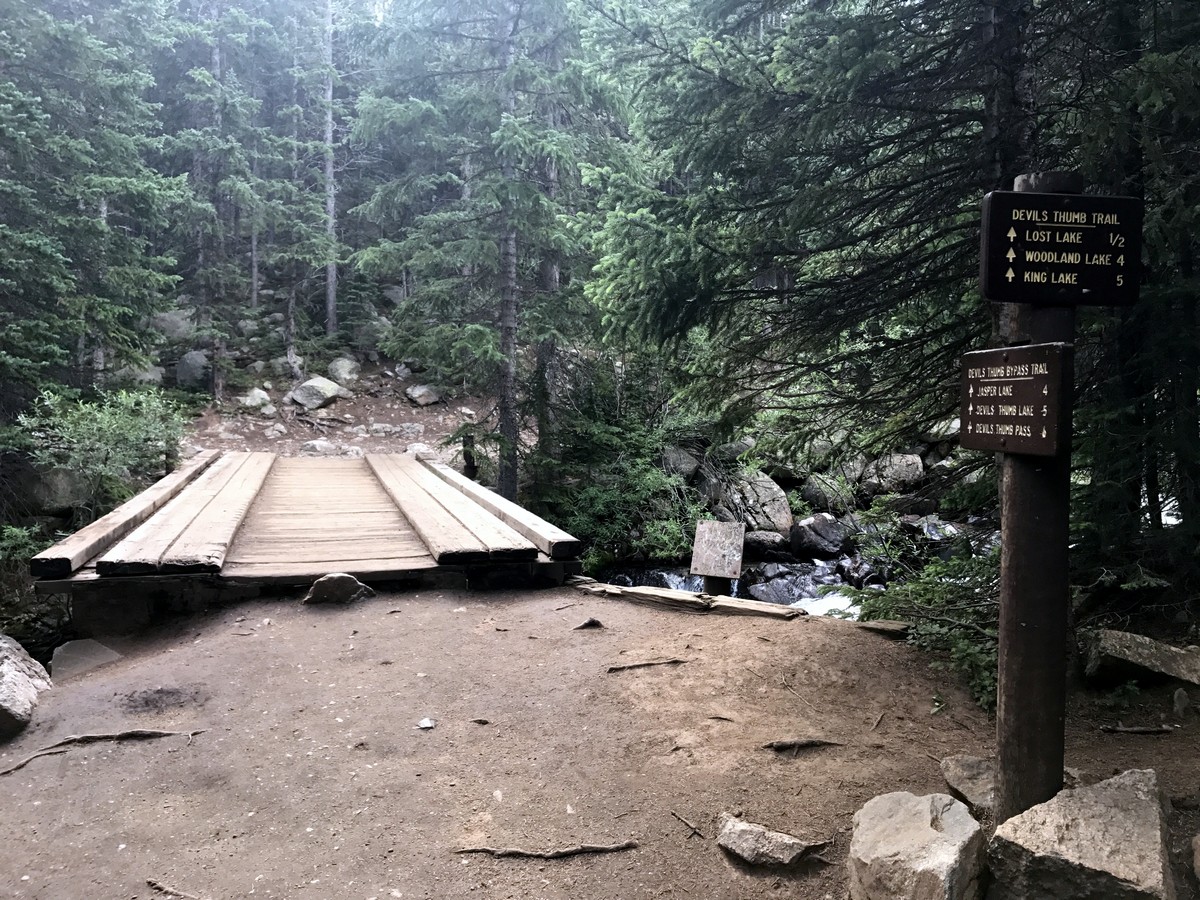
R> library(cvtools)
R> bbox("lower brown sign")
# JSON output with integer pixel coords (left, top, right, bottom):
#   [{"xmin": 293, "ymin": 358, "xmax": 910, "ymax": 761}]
[{"xmin": 960, "ymin": 343, "xmax": 1072, "ymax": 456}]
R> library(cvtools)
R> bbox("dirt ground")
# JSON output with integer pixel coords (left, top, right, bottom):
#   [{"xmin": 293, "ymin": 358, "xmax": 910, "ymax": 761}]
[{"xmin": 2, "ymin": 587, "xmax": 1198, "ymax": 900}]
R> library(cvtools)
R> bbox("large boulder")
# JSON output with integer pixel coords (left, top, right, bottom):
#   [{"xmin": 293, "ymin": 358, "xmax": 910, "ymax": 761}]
[
  {"xmin": 988, "ymin": 769, "xmax": 1176, "ymax": 900},
  {"xmin": 848, "ymin": 792, "xmax": 984, "ymax": 900},
  {"xmin": 149, "ymin": 308, "xmax": 196, "ymax": 342},
  {"xmin": 722, "ymin": 471, "xmax": 794, "ymax": 535},
  {"xmin": 175, "ymin": 350, "xmax": 210, "ymax": 390},
  {"xmin": 1084, "ymin": 629, "xmax": 1200, "ymax": 687},
  {"xmin": 790, "ymin": 513, "xmax": 851, "ymax": 559},
  {"xmin": 800, "ymin": 473, "xmax": 855, "ymax": 515},
  {"xmin": 237, "ymin": 388, "xmax": 271, "ymax": 410},
  {"xmin": 742, "ymin": 530, "xmax": 793, "ymax": 562},
  {"xmin": 301, "ymin": 573, "xmax": 375, "ymax": 605},
  {"xmin": 662, "ymin": 447, "xmax": 702, "ymax": 481},
  {"xmin": 328, "ymin": 357, "xmax": 361, "ymax": 385},
  {"xmin": 0, "ymin": 635, "xmax": 53, "ymax": 740},
  {"xmin": 405, "ymin": 384, "xmax": 443, "ymax": 406},
  {"xmin": 862, "ymin": 453, "xmax": 925, "ymax": 495},
  {"xmin": 292, "ymin": 376, "xmax": 342, "ymax": 411},
  {"xmin": 32, "ymin": 467, "xmax": 91, "ymax": 515}
]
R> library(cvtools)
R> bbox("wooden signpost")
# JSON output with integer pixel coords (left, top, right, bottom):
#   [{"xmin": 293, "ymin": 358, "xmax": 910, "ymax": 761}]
[{"xmin": 968, "ymin": 173, "xmax": 1143, "ymax": 824}]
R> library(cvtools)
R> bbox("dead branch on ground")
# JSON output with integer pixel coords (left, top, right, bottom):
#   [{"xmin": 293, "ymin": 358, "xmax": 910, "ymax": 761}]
[
  {"xmin": 455, "ymin": 840, "xmax": 638, "ymax": 859},
  {"xmin": 0, "ymin": 730, "xmax": 206, "ymax": 777}
]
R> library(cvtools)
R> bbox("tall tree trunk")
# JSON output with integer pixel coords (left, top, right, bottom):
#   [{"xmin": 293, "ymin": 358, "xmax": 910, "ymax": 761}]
[
  {"xmin": 984, "ymin": 0, "xmax": 1035, "ymax": 347},
  {"xmin": 495, "ymin": 3, "xmax": 521, "ymax": 500},
  {"xmin": 323, "ymin": 0, "xmax": 338, "ymax": 337}
]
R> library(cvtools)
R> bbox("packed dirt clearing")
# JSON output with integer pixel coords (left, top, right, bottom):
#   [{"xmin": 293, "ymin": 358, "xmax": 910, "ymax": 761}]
[{"xmin": 2, "ymin": 588, "xmax": 1198, "ymax": 899}]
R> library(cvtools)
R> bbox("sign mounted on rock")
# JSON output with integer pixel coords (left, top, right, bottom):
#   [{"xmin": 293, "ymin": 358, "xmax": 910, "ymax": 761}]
[{"xmin": 980, "ymin": 191, "xmax": 1143, "ymax": 305}]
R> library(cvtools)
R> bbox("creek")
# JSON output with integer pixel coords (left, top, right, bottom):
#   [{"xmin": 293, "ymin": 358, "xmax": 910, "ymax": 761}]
[{"xmin": 598, "ymin": 562, "xmax": 863, "ymax": 618}]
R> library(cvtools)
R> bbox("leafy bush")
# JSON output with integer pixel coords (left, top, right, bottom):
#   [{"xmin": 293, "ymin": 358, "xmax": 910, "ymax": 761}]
[{"xmin": 18, "ymin": 389, "xmax": 187, "ymax": 520}]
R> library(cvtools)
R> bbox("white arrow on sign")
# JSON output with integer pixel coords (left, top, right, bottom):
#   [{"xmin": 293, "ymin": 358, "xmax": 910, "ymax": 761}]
[
  {"xmin": 1006, "ymin": 248, "xmax": 1016, "ymax": 262},
  {"xmin": 968, "ymin": 423, "xmax": 974, "ymax": 433},
  {"xmin": 1041, "ymin": 427, "xmax": 1047, "ymax": 438},
  {"xmin": 1005, "ymin": 267, "xmax": 1015, "ymax": 282},
  {"xmin": 969, "ymin": 384, "xmax": 974, "ymax": 397},
  {"xmin": 968, "ymin": 403, "xmax": 974, "ymax": 414},
  {"xmin": 1007, "ymin": 227, "xmax": 1017, "ymax": 241}
]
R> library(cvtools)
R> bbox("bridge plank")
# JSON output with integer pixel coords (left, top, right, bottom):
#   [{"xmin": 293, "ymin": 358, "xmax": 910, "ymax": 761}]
[
  {"xmin": 421, "ymin": 459, "xmax": 582, "ymax": 560},
  {"xmin": 365, "ymin": 454, "xmax": 494, "ymax": 564},
  {"xmin": 96, "ymin": 452, "xmax": 254, "ymax": 576},
  {"xmin": 158, "ymin": 452, "xmax": 277, "ymax": 573},
  {"xmin": 30, "ymin": 449, "xmax": 223, "ymax": 579}
]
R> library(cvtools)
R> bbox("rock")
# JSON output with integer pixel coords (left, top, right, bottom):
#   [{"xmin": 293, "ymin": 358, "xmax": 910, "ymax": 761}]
[
  {"xmin": 848, "ymin": 792, "xmax": 984, "ymax": 900},
  {"xmin": 405, "ymin": 442, "xmax": 433, "ymax": 456},
  {"xmin": 328, "ymin": 357, "xmax": 361, "ymax": 385},
  {"xmin": 800, "ymin": 473, "xmax": 855, "ymax": 515},
  {"xmin": 1173, "ymin": 687, "xmax": 1190, "ymax": 717},
  {"xmin": 0, "ymin": 635, "xmax": 53, "ymax": 740},
  {"xmin": 940, "ymin": 755, "xmax": 995, "ymax": 815},
  {"xmin": 416, "ymin": 717, "xmax": 435, "ymax": 729},
  {"xmin": 291, "ymin": 376, "xmax": 342, "ymax": 411},
  {"xmin": 722, "ymin": 471, "xmax": 794, "ymax": 535},
  {"xmin": 790, "ymin": 513, "xmax": 851, "ymax": 558},
  {"xmin": 113, "ymin": 364, "xmax": 166, "ymax": 386},
  {"xmin": 32, "ymin": 467, "xmax": 91, "ymax": 515},
  {"xmin": 259, "ymin": 404, "xmax": 278, "ymax": 418},
  {"xmin": 743, "ymin": 530, "xmax": 793, "ymax": 561},
  {"xmin": 394, "ymin": 364, "xmax": 412, "ymax": 380},
  {"xmin": 662, "ymin": 447, "xmax": 702, "ymax": 480},
  {"xmin": 1085, "ymin": 629, "xmax": 1200, "ymax": 687},
  {"xmin": 457, "ymin": 406, "xmax": 476, "ymax": 421},
  {"xmin": 369, "ymin": 422, "xmax": 425, "ymax": 439},
  {"xmin": 50, "ymin": 639, "xmax": 122, "ymax": 681},
  {"xmin": 300, "ymin": 439, "xmax": 339, "ymax": 457},
  {"xmin": 237, "ymin": 387, "xmax": 271, "ymax": 409},
  {"xmin": 270, "ymin": 355, "xmax": 303, "ymax": 378},
  {"xmin": 920, "ymin": 418, "xmax": 961, "ymax": 443},
  {"xmin": 714, "ymin": 436, "xmax": 757, "ymax": 462},
  {"xmin": 402, "ymin": 357, "xmax": 427, "ymax": 374},
  {"xmin": 717, "ymin": 812, "xmax": 824, "ymax": 866},
  {"xmin": 301, "ymin": 573, "xmax": 375, "ymax": 605},
  {"xmin": 149, "ymin": 308, "xmax": 196, "ymax": 341},
  {"xmin": 988, "ymin": 769, "xmax": 1176, "ymax": 900},
  {"xmin": 861, "ymin": 453, "xmax": 925, "ymax": 495},
  {"xmin": 175, "ymin": 349, "xmax": 210, "ymax": 390},
  {"xmin": 264, "ymin": 423, "xmax": 287, "ymax": 439},
  {"xmin": 236, "ymin": 318, "xmax": 259, "ymax": 336},
  {"xmin": 405, "ymin": 384, "xmax": 443, "ymax": 406}
]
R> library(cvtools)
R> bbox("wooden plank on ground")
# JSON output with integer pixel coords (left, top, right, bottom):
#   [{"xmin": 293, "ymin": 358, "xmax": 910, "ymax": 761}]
[
  {"xmin": 365, "ymin": 454, "xmax": 490, "ymax": 564},
  {"xmin": 30, "ymin": 450, "xmax": 223, "ymax": 579},
  {"xmin": 96, "ymin": 452, "xmax": 254, "ymax": 575},
  {"xmin": 569, "ymin": 577, "xmax": 801, "ymax": 620},
  {"xmin": 387, "ymin": 456, "xmax": 536, "ymax": 560},
  {"xmin": 158, "ymin": 452, "xmax": 276, "ymax": 573},
  {"xmin": 421, "ymin": 459, "xmax": 582, "ymax": 560}
]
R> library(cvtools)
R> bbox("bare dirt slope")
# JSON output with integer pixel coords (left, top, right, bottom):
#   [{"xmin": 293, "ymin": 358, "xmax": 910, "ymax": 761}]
[{"xmin": 2, "ymin": 588, "xmax": 1197, "ymax": 899}]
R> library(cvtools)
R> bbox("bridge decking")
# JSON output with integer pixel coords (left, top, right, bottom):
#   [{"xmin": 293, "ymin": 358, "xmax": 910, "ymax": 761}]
[{"xmin": 31, "ymin": 451, "xmax": 581, "ymax": 593}]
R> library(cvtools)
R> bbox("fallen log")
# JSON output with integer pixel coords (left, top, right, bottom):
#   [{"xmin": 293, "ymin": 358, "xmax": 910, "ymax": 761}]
[{"xmin": 570, "ymin": 578, "xmax": 800, "ymax": 620}]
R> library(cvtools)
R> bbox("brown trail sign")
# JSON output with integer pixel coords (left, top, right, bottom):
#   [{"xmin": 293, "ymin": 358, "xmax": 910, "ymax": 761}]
[
  {"xmin": 960, "ymin": 343, "xmax": 1071, "ymax": 457},
  {"xmin": 981, "ymin": 191, "xmax": 1142, "ymax": 305}
]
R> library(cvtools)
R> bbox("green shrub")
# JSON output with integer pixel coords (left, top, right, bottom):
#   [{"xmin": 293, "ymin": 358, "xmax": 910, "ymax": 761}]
[{"xmin": 18, "ymin": 388, "xmax": 187, "ymax": 520}]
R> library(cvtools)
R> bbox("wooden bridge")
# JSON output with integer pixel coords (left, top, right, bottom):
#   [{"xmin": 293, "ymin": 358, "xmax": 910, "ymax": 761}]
[{"xmin": 31, "ymin": 451, "xmax": 582, "ymax": 600}]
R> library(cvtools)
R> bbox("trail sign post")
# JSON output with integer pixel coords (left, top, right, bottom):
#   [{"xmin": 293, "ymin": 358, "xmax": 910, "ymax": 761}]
[{"xmin": 968, "ymin": 173, "xmax": 1143, "ymax": 824}]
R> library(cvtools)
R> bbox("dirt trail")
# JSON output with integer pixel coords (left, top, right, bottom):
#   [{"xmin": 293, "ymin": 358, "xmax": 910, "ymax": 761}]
[{"xmin": 2, "ymin": 588, "xmax": 1197, "ymax": 899}]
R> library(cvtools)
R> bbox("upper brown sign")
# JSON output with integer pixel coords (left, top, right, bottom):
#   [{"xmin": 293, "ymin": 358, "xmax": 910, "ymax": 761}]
[
  {"xmin": 981, "ymin": 191, "xmax": 1142, "ymax": 305},
  {"xmin": 960, "ymin": 343, "xmax": 1072, "ymax": 456}
]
